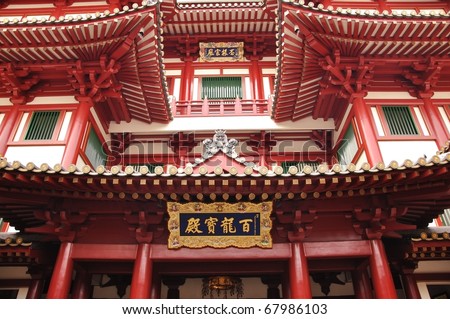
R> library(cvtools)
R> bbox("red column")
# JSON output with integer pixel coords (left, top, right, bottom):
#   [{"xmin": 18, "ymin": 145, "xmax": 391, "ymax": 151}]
[
  {"xmin": 72, "ymin": 268, "xmax": 92, "ymax": 299},
  {"xmin": 61, "ymin": 98, "xmax": 91, "ymax": 168},
  {"xmin": 47, "ymin": 242, "xmax": 74, "ymax": 299},
  {"xmin": 352, "ymin": 95, "xmax": 383, "ymax": 165},
  {"xmin": 0, "ymin": 104, "xmax": 20, "ymax": 156},
  {"xmin": 419, "ymin": 95, "xmax": 449, "ymax": 149},
  {"xmin": 26, "ymin": 278, "xmax": 45, "ymax": 299},
  {"xmin": 150, "ymin": 275, "xmax": 161, "ymax": 299},
  {"xmin": 130, "ymin": 243, "xmax": 152, "ymax": 299},
  {"xmin": 401, "ymin": 272, "xmax": 421, "ymax": 299},
  {"xmin": 289, "ymin": 242, "xmax": 312, "ymax": 298},
  {"xmin": 352, "ymin": 266, "xmax": 373, "ymax": 299},
  {"xmin": 369, "ymin": 239, "xmax": 397, "ymax": 299},
  {"xmin": 250, "ymin": 57, "xmax": 263, "ymax": 101},
  {"xmin": 180, "ymin": 57, "xmax": 193, "ymax": 102}
]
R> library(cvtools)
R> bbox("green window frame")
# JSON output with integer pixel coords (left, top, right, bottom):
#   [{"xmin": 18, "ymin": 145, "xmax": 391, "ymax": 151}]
[
  {"xmin": 337, "ymin": 124, "xmax": 358, "ymax": 165},
  {"xmin": 85, "ymin": 128, "xmax": 106, "ymax": 168},
  {"xmin": 24, "ymin": 111, "xmax": 60, "ymax": 140},
  {"xmin": 201, "ymin": 76, "xmax": 242, "ymax": 100},
  {"xmin": 281, "ymin": 161, "xmax": 319, "ymax": 174},
  {"xmin": 130, "ymin": 163, "xmax": 164, "ymax": 174},
  {"xmin": 382, "ymin": 106, "xmax": 419, "ymax": 135},
  {"xmin": 440, "ymin": 209, "xmax": 450, "ymax": 226}
]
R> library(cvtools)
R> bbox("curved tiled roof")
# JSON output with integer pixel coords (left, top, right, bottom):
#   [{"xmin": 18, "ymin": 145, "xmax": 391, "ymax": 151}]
[
  {"xmin": 272, "ymin": 0, "xmax": 450, "ymax": 122},
  {"xmin": 0, "ymin": 0, "xmax": 172, "ymax": 124},
  {"xmin": 1, "ymin": 152, "xmax": 449, "ymax": 178}
]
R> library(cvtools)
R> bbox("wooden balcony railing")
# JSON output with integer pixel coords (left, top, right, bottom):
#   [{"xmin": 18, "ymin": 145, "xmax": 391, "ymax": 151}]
[{"xmin": 171, "ymin": 96, "xmax": 273, "ymax": 117}]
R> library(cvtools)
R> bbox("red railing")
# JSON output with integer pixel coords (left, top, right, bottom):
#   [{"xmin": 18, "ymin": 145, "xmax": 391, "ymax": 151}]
[{"xmin": 171, "ymin": 97, "xmax": 271, "ymax": 117}]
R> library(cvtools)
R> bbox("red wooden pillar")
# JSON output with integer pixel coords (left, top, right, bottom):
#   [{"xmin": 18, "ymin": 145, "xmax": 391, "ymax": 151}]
[
  {"xmin": 0, "ymin": 104, "xmax": 20, "ymax": 156},
  {"xmin": 369, "ymin": 239, "xmax": 397, "ymax": 299},
  {"xmin": 250, "ymin": 57, "xmax": 263, "ymax": 101},
  {"xmin": 289, "ymin": 242, "xmax": 312, "ymax": 298},
  {"xmin": 180, "ymin": 57, "xmax": 194, "ymax": 103},
  {"xmin": 150, "ymin": 274, "xmax": 161, "ymax": 299},
  {"xmin": 419, "ymin": 94, "xmax": 449, "ymax": 149},
  {"xmin": 26, "ymin": 266, "xmax": 46, "ymax": 299},
  {"xmin": 352, "ymin": 266, "xmax": 373, "ymax": 299},
  {"xmin": 352, "ymin": 95, "xmax": 383, "ymax": 165},
  {"xmin": 401, "ymin": 271, "xmax": 421, "ymax": 299},
  {"xmin": 61, "ymin": 98, "xmax": 92, "ymax": 168},
  {"xmin": 130, "ymin": 243, "xmax": 153, "ymax": 299},
  {"xmin": 72, "ymin": 268, "xmax": 92, "ymax": 299},
  {"xmin": 47, "ymin": 242, "xmax": 74, "ymax": 299}
]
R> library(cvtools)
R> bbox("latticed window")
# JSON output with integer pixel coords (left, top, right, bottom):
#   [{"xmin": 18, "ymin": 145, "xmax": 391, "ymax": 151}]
[
  {"xmin": 85, "ymin": 128, "xmax": 106, "ymax": 168},
  {"xmin": 281, "ymin": 161, "xmax": 319, "ymax": 173},
  {"xmin": 337, "ymin": 124, "xmax": 358, "ymax": 165},
  {"xmin": 201, "ymin": 77, "xmax": 242, "ymax": 100},
  {"xmin": 382, "ymin": 106, "xmax": 419, "ymax": 135},
  {"xmin": 129, "ymin": 163, "xmax": 164, "ymax": 173},
  {"xmin": 440, "ymin": 209, "xmax": 450, "ymax": 226},
  {"xmin": 24, "ymin": 111, "xmax": 60, "ymax": 140}
]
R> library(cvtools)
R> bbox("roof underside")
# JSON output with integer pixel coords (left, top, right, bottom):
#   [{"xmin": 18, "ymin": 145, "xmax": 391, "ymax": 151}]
[
  {"xmin": 0, "ymin": 3, "xmax": 171, "ymax": 124},
  {"xmin": 272, "ymin": 1, "xmax": 450, "ymax": 122},
  {"xmin": 0, "ymin": 152, "xmax": 449, "ymax": 231},
  {"xmin": 1, "ymin": 1, "xmax": 450, "ymax": 125}
]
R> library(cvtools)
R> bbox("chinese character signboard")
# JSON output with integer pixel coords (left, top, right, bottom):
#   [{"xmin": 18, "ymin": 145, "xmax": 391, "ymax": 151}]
[
  {"xmin": 199, "ymin": 42, "xmax": 244, "ymax": 62},
  {"xmin": 168, "ymin": 202, "xmax": 272, "ymax": 249}
]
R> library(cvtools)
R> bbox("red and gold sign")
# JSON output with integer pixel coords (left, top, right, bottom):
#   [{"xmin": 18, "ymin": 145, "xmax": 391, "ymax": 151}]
[
  {"xmin": 168, "ymin": 202, "xmax": 272, "ymax": 249},
  {"xmin": 199, "ymin": 42, "xmax": 244, "ymax": 62}
]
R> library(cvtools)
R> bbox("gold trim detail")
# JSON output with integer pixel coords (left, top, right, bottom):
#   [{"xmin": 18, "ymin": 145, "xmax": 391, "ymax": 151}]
[
  {"xmin": 199, "ymin": 42, "xmax": 244, "ymax": 62},
  {"xmin": 168, "ymin": 202, "xmax": 272, "ymax": 249}
]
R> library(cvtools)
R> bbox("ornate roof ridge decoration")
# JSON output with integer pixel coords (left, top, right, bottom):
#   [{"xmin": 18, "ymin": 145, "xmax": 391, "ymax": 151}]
[
  {"xmin": 281, "ymin": 0, "xmax": 450, "ymax": 19},
  {"xmin": 411, "ymin": 230, "xmax": 450, "ymax": 242},
  {"xmin": 0, "ymin": 0, "xmax": 159, "ymax": 26},
  {"xmin": 437, "ymin": 140, "xmax": 450, "ymax": 155},
  {"xmin": 176, "ymin": 0, "xmax": 264, "ymax": 10},
  {"xmin": 0, "ymin": 236, "xmax": 31, "ymax": 247},
  {"xmin": 1, "ymin": 152, "xmax": 449, "ymax": 178},
  {"xmin": 187, "ymin": 129, "xmax": 260, "ymax": 171}
]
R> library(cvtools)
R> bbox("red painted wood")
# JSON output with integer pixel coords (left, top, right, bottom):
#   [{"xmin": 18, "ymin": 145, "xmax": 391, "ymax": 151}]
[
  {"xmin": 250, "ymin": 58, "xmax": 263, "ymax": 100},
  {"xmin": 401, "ymin": 273, "xmax": 421, "ymax": 299},
  {"xmin": 72, "ymin": 268, "xmax": 92, "ymax": 299},
  {"xmin": 47, "ymin": 242, "xmax": 74, "ymax": 299},
  {"xmin": 352, "ymin": 96, "xmax": 383, "ymax": 165},
  {"xmin": 420, "ymin": 97, "xmax": 449, "ymax": 149},
  {"xmin": 150, "ymin": 275, "xmax": 161, "ymax": 299},
  {"xmin": 369, "ymin": 239, "xmax": 397, "ymax": 299},
  {"xmin": 26, "ymin": 278, "xmax": 44, "ymax": 299},
  {"xmin": 151, "ymin": 243, "xmax": 291, "ymax": 261},
  {"xmin": 0, "ymin": 106, "xmax": 19, "ymax": 156},
  {"xmin": 304, "ymin": 240, "xmax": 371, "ymax": 258},
  {"xmin": 71, "ymin": 244, "xmax": 137, "ymax": 261},
  {"xmin": 352, "ymin": 267, "xmax": 373, "ymax": 299},
  {"xmin": 61, "ymin": 99, "xmax": 91, "ymax": 167},
  {"xmin": 289, "ymin": 242, "xmax": 312, "ymax": 299},
  {"xmin": 130, "ymin": 243, "xmax": 152, "ymax": 299},
  {"xmin": 180, "ymin": 58, "xmax": 194, "ymax": 102}
]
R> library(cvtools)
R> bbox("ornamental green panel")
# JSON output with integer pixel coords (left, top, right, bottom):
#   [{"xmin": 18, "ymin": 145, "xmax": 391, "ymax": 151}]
[
  {"xmin": 337, "ymin": 125, "xmax": 358, "ymax": 165},
  {"xmin": 201, "ymin": 77, "xmax": 242, "ymax": 100},
  {"xmin": 131, "ymin": 163, "xmax": 164, "ymax": 173},
  {"xmin": 85, "ymin": 129, "xmax": 106, "ymax": 168},
  {"xmin": 24, "ymin": 111, "xmax": 60, "ymax": 140},
  {"xmin": 281, "ymin": 161, "xmax": 319, "ymax": 174},
  {"xmin": 382, "ymin": 106, "xmax": 419, "ymax": 135}
]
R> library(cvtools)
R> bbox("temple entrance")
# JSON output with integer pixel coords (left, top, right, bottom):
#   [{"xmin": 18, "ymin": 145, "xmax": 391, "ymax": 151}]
[{"xmin": 155, "ymin": 261, "xmax": 286, "ymax": 299}]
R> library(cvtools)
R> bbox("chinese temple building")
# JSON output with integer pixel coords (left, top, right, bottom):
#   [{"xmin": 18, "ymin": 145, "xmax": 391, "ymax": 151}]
[{"xmin": 0, "ymin": 0, "xmax": 450, "ymax": 299}]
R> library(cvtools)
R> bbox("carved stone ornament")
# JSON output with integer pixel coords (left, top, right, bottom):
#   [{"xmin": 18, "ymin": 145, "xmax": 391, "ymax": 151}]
[{"xmin": 190, "ymin": 130, "xmax": 259, "ymax": 170}]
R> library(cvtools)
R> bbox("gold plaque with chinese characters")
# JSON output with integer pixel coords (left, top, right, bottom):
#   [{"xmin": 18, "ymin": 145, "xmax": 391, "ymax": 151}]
[
  {"xmin": 167, "ymin": 202, "xmax": 272, "ymax": 249},
  {"xmin": 199, "ymin": 42, "xmax": 244, "ymax": 62}
]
